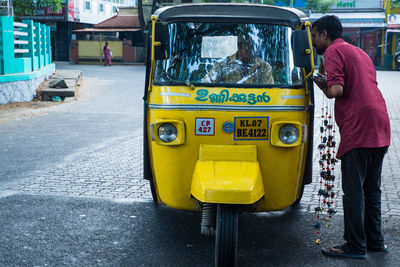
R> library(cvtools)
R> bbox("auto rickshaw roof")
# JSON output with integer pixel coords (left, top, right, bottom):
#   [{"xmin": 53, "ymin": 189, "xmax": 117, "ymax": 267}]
[{"xmin": 153, "ymin": 3, "xmax": 308, "ymax": 29}]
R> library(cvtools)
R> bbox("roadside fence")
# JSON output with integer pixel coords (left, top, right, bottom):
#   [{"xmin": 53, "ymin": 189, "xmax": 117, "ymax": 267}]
[{"xmin": 0, "ymin": 16, "xmax": 51, "ymax": 76}]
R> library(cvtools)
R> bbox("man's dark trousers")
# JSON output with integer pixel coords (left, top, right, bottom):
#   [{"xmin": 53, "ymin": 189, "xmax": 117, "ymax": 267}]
[{"xmin": 341, "ymin": 146, "xmax": 388, "ymax": 254}]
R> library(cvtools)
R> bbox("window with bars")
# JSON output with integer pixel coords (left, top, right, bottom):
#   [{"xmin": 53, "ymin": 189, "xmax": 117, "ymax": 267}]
[{"xmin": 85, "ymin": 1, "xmax": 91, "ymax": 11}]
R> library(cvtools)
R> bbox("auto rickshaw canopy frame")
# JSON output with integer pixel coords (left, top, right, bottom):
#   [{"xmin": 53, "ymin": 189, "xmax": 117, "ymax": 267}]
[
  {"xmin": 152, "ymin": 3, "xmax": 308, "ymax": 29},
  {"xmin": 148, "ymin": 3, "xmax": 315, "ymax": 91}
]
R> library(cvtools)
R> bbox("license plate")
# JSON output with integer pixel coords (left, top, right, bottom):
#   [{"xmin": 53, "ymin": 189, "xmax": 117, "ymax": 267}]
[{"xmin": 234, "ymin": 117, "xmax": 269, "ymax": 141}]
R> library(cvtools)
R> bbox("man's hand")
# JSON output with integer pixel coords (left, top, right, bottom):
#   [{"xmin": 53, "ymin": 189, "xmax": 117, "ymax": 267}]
[
  {"xmin": 314, "ymin": 58, "xmax": 343, "ymax": 98},
  {"xmin": 313, "ymin": 58, "xmax": 328, "ymax": 90},
  {"xmin": 318, "ymin": 57, "xmax": 325, "ymax": 75},
  {"xmin": 312, "ymin": 72, "xmax": 328, "ymax": 90},
  {"xmin": 314, "ymin": 79, "xmax": 328, "ymax": 91}
]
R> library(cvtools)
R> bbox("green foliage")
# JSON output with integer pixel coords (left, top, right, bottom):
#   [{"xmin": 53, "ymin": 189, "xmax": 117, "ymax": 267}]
[
  {"xmin": 199, "ymin": 0, "xmax": 335, "ymax": 13},
  {"xmin": 260, "ymin": 0, "xmax": 293, "ymax": 5},
  {"xmin": 392, "ymin": 0, "xmax": 400, "ymax": 10},
  {"xmin": 305, "ymin": 0, "xmax": 336, "ymax": 13},
  {"xmin": 262, "ymin": 0, "xmax": 278, "ymax": 4},
  {"xmin": 280, "ymin": 0, "xmax": 294, "ymax": 6},
  {"xmin": 13, "ymin": 0, "xmax": 63, "ymax": 18}
]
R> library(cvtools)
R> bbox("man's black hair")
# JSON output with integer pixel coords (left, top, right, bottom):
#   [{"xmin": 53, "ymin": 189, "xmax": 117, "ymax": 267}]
[{"xmin": 312, "ymin": 15, "xmax": 343, "ymax": 41}]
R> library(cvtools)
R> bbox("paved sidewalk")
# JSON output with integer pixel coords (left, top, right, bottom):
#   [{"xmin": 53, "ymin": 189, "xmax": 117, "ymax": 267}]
[
  {"xmin": 1, "ymin": 70, "xmax": 399, "ymax": 218},
  {"xmin": 0, "ymin": 135, "xmax": 151, "ymax": 202}
]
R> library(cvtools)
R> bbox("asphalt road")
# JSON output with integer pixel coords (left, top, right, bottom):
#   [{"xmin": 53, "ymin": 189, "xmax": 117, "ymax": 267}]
[
  {"xmin": 0, "ymin": 64, "xmax": 399, "ymax": 266},
  {"xmin": 1, "ymin": 194, "xmax": 399, "ymax": 267}
]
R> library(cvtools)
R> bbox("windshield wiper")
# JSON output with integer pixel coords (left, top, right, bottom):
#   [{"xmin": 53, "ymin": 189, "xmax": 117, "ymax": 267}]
[
  {"xmin": 184, "ymin": 80, "xmax": 195, "ymax": 90},
  {"xmin": 160, "ymin": 67, "xmax": 173, "ymax": 83},
  {"xmin": 161, "ymin": 67, "xmax": 195, "ymax": 90}
]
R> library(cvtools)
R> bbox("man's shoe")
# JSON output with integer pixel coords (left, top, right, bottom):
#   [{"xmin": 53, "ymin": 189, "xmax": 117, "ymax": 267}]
[
  {"xmin": 321, "ymin": 244, "xmax": 367, "ymax": 259},
  {"xmin": 367, "ymin": 244, "xmax": 388, "ymax": 252}
]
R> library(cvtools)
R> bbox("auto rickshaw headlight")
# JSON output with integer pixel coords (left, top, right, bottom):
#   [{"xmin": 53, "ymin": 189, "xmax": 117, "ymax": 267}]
[
  {"xmin": 279, "ymin": 124, "xmax": 299, "ymax": 144},
  {"xmin": 158, "ymin": 123, "xmax": 178, "ymax": 143},
  {"xmin": 151, "ymin": 120, "xmax": 185, "ymax": 146}
]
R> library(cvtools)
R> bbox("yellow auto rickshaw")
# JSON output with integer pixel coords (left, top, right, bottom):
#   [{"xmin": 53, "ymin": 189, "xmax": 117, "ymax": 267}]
[{"xmin": 143, "ymin": 3, "xmax": 315, "ymax": 266}]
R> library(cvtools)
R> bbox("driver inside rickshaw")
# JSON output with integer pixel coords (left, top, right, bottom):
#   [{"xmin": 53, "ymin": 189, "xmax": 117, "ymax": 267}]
[{"xmin": 203, "ymin": 34, "xmax": 275, "ymax": 85}]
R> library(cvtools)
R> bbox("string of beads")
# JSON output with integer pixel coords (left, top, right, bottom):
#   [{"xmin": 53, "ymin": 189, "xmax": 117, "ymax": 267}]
[{"xmin": 314, "ymin": 96, "xmax": 339, "ymax": 244}]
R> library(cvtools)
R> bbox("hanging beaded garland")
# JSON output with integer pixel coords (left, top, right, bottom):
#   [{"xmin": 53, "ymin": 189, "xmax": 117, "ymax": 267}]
[{"xmin": 313, "ymin": 74, "xmax": 339, "ymax": 244}]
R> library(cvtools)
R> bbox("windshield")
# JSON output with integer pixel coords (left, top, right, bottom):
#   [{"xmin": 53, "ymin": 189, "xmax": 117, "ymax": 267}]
[{"xmin": 154, "ymin": 22, "xmax": 303, "ymax": 88}]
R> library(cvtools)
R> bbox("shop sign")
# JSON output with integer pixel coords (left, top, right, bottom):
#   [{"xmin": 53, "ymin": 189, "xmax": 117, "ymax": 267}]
[
  {"xmin": 68, "ymin": 0, "xmax": 74, "ymax": 22},
  {"xmin": 388, "ymin": 14, "xmax": 400, "ymax": 27},
  {"xmin": 276, "ymin": 0, "xmax": 383, "ymax": 9},
  {"xmin": 334, "ymin": 0, "xmax": 383, "ymax": 9}
]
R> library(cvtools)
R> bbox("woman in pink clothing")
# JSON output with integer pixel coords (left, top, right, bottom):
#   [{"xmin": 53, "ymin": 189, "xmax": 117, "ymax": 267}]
[{"xmin": 103, "ymin": 42, "xmax": 112, "ymax": 66}]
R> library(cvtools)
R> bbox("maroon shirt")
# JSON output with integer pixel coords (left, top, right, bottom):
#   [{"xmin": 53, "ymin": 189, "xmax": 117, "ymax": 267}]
[{"xmin": 324, "ymin": 38, "xmax": 390, "ymax": 159}]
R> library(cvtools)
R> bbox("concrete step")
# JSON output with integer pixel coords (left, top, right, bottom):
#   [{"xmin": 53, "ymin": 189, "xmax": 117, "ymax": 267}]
[
  {"xmin": 51, "ymin": 70, "xmax": 82, "ymax": 82},
  {"xmin": 40, "ymin": 70, "xmax": 82, "ymax": 99}
]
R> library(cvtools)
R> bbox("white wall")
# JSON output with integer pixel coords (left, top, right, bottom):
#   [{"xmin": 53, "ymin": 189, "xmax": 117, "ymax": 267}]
[
  {"xmin": 74, "ymin": 0, "xmax": 136, "ymax": 25},
  {"xmin": 0, "ymin": 70, "xmax": 55, "ymax": 104}
]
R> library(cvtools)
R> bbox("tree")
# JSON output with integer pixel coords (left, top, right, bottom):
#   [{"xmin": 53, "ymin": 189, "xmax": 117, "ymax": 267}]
[
  {"xmin": 261, "ymin": 0, "xmax": 277, "ymax": 4},
  {"xmin": 13, "ymin": 0, "xmax": 63, "ymax": 18},
  {"xmin": 305, "ymin": 0, "xmax": 336, "ymax": 13},
  {"xmin": 392, "ymin": 0, "xmax": 400, "ymax": 10},
  {"xmin": 201, "ymin": 0, "xmax": 335, "ymax": 13},
  {"xmin": 247, "ymin": 0, "xmax": 336, "ymax": 13}
]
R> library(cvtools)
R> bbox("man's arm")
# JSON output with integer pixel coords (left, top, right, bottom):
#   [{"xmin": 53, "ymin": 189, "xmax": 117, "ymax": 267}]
[
  {"xmin": 258, "ymin": 60, "xmax": 274, "ymax": 84},
  {"xmin": 202, "ymin": 62, "xmax": 221, "ymax": 83},
  {"xmin": 314, "ymin": 57, "xmax": 343, "ymax": 99},
  {"xmin": 320, "ymin": 84, "xmax": 343, "ymax": 99},
  {"xmin": 203, "ymin": 56, "xmax": 234, "ymax": 83}
]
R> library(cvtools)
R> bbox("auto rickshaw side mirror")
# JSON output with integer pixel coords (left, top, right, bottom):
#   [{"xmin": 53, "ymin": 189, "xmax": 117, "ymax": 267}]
[
  {"xmin": 292, "ymin": 30, "xmax": 312, "ymax": 68},
  {"xmin": 154, "ymin": 22, "xmax": 170, "ymax": 60}
]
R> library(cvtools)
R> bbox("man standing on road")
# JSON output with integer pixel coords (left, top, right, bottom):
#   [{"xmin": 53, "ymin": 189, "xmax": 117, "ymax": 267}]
[{"xmin": 311, "ymin": 15, "xmax": 391, "ymax": 259}]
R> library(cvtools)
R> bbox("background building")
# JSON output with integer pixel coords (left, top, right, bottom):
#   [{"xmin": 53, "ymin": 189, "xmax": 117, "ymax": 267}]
[
  {"xmin": 386, "ymin": 0, "xmax": 400, "ymax": 69},
  {"xmin": 71, "ymin": 6, "xmax": 145, "ymax": 64},
  {"xmin": 309, "ymin": 0, "xmax": 386, "ymax": 68},
  {"xmin": 22, "ymin": 0, "xmax": 136, "ymax": 61}
]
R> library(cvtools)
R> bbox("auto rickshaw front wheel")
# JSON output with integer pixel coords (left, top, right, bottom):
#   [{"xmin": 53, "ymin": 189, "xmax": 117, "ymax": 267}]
[
  {"xmin": 149, "ymin": 178, "xmax": 158, "ymax": 205},
  {"xmin": 215, "ymin": 204, "xmax": 238, "ymax": 267}
]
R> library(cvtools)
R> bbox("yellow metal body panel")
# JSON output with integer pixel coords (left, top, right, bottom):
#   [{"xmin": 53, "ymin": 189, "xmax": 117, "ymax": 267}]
[
  {"xmin": 191, "ymin": 145, "xmax": 264, "ymax": 204},
  {"xmin": 199, "ymin": 144, "xmax": 258, "ymax": 161},
  {"xmin": 191, "ymin": 161, "xmax": 264, "ymax": 204},
  {"xmin": 147, "ymin": 85, "xmax": 310, "ymax": 211},
  {"xmin": 151, "ymin": 86, "xmax": 307, "ymax": 106}
]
